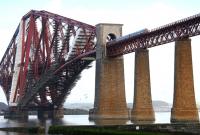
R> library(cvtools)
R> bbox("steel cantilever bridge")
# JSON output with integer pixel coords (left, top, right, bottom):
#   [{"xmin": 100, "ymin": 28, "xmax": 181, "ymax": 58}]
[
  {"xmin": 0, "ymin": 10, "xmax": 96, "ymax": 110},
  {"xmin": 0, "ymin": 10, "xmax": 200, "ymax": 113}
]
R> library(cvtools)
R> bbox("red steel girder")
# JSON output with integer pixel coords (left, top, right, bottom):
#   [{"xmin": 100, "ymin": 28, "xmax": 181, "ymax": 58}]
[
  {"xmin": 107, "ymin": 13, "xmax": 200, "ymax": 57},
  {"xmin": 0, "ymin": 10, "xmax": 96, "ymax": 106},
  {"xmin": 22, "ymin": 10, "xmax": 95, "ymax": 32},
  {"xmin": 0, "ymin": 25, "xmax": 19, "ymax": 101}
]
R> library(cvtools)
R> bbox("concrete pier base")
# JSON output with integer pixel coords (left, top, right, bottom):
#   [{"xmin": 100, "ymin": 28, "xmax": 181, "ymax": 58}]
[
  {"xmin": 171, "ymin": 38, "xmax": 199, "ymax": 123},
  {"xmin": 4, "ymin": 107, "xmax": 28, "ymax": 120},
  {"xmin": 131, "ymin": 49, "xmax": 155, "ymax": 123},
  {"xmin": 38, "ymin": 108, "xmax": 64, "ymax": 119},
  {"xmin": 89, "ymin": 23, "xmax": 128, "ymax": 120}
]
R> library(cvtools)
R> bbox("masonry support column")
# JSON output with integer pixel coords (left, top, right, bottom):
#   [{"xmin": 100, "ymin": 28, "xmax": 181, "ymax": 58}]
[
  {"xmin": 171, "ymin": 38, "xmax": 199, "ymax": 123},
  {"xmin": 131, "ymin": 48, "xmax": 155, "ymax": 123},
  {"xmin": 89, "ymin": 23, "xmax": 128, "ymax": 120}
]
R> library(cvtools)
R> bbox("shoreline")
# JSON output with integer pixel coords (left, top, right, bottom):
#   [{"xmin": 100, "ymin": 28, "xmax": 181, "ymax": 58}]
[{"xmin": 0, "ymin": 123, "xmax": 199, "ymax": 134}]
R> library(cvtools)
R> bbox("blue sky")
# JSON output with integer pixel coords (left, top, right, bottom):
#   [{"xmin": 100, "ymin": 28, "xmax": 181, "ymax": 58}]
[{"xmin": 0, "ymin": 0, "xmax": 200, "ymax": 104}]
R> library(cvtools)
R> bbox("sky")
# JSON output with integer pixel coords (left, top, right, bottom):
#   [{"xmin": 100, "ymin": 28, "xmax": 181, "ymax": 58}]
[{"xmin": 0, "ymin": 0, "xmax": 200, "ymax": 105}]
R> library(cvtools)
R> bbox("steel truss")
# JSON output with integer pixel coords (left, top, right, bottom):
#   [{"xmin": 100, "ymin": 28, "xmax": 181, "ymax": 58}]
[
  {"xmin": 1, "ymin": 10, "xmax": 200, "ymax": 110},
  {"xmin": 0, "ymin": 10, "xmax": 96, "ymax": 109},
  {"xmin": 107, "ymin": 13, "xmax": 200, "ymax": 57}
]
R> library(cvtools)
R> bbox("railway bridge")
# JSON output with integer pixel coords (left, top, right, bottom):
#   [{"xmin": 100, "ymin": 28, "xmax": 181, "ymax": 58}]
[{"xmin": 0, "ymin": 10, "xmax": 200, "ymax": 123}]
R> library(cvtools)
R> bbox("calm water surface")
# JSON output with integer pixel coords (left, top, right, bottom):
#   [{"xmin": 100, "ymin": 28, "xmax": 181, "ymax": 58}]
[{"xmin": 0, "ymin": 112, "xmax": 191, "ymax": 135}]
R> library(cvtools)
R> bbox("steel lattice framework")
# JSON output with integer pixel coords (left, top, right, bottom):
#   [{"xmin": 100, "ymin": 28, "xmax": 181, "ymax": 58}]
[
  {"xmin": 1, "ymin": 10, "xmax": 200, "ymax": 110},
  {"xmin": 107, "ymin": 13, "xmax": 200, "ymax": 57},
  {"xmin": 0, "ymin": 10, "xmax": 96, "ymax": 109}
]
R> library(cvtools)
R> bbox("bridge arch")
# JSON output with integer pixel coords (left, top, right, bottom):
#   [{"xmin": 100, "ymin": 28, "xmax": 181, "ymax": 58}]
[{"xmin": 106, "ymin": 33, "xmax": 116, "ymax": 42}]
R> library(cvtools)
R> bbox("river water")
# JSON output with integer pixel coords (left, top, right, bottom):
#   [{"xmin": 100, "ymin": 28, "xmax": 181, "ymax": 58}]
[
  {"xmin": 0, "ymin": 112, "xmax": 192, "ymax": 135},
  {"xmin": 0, "ymin": 112, "xmax": 170, "ymax": 135}
]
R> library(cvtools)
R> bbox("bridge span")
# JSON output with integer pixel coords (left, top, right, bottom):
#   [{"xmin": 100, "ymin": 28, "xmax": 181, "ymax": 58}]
[{"xmin": 0, "ymin": 10, "xmax": 200, "ymax": 123}]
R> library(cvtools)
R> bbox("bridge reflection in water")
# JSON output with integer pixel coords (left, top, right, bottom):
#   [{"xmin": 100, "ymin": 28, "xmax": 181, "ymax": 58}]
[
  {"xmin": 0, "ymin": 113, "xmax": 199, "ymax": 135},
  {"xmin": 0, "ymin": 113, "xmax": 170, "ymax": 128}
]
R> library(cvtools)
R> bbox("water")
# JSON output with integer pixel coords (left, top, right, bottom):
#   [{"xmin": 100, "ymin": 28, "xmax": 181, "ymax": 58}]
[{"xmin": 0, "ymin": 112, "xmax": 181, "ymax": 135}]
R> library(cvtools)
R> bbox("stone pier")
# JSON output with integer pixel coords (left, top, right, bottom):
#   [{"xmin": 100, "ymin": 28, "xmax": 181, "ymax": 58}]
[
  {"xmin": 171, "ymin": 38, "xmax": 199, "ymax": 123},
  {"xmin": 89, "ymin": 23, "xmax": 128, "ymax": 120},
  {"xmin": 131, "ymin": 48, "xmax": 155, "ymax": 123},
  {"xmin": 38, "ymin": 108, "xmax": 64, "ymax": 119}
]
